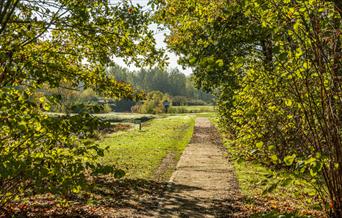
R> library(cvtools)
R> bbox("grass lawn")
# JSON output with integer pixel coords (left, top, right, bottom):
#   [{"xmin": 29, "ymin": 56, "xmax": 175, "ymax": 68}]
[{"xmin": 99, "ymin": 115, "xmax": 195, "ymax": 180}]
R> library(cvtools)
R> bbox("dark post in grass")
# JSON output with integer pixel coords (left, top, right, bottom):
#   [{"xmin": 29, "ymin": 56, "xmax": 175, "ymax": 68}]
[
  {"xmin": 135, "ymin": 119, "xmax": 142, "ymax": 130},
  {"xmin": 163, "ymin": 100, "xmax": 170, "ymax": 113}
]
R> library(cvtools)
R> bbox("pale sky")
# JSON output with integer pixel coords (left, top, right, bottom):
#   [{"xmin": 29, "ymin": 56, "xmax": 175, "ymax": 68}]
[{"xmin": 112, "ymin": 0, "xmax": 193, "ymax": 75}]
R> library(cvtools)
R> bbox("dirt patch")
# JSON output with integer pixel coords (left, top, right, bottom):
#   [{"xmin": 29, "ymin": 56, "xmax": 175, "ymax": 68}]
[
  {"xmin": 153, "ymin": 152, "xmax": 177, "ymax": 182},
  {"xmin": 100, "ymin": 123, "xmax": 132, "ymax": 134}
]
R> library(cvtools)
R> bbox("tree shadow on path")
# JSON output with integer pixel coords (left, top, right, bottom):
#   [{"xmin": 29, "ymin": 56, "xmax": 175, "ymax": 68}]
[{"xmin": 10, "ymin": 176, "xmax": 244, "ymax": 217}]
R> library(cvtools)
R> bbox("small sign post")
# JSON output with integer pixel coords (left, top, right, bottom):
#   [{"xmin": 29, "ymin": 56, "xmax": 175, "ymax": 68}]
[{"xmin": 135, "ymin": 119, "xmax": 142, "ymax": 130}]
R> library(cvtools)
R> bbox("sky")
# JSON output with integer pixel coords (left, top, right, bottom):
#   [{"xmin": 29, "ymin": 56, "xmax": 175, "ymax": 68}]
[{"xmin": 112, "ymin": 0, "xmax": 193, "ymax": 75}]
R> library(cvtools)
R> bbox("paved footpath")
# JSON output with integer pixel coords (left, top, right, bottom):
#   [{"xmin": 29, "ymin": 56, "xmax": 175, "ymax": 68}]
[{"xmin": 156, "ymin": 118, "xmax": 242, "ymax": 217}]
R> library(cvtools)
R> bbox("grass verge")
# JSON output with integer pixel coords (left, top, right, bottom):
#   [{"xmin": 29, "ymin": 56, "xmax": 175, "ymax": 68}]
[{"xmin": 99, "ymin": 115, "xmax": 195, "ymax": 180}]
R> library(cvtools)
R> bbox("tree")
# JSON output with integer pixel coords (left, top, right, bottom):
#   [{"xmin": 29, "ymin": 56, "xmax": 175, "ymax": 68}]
[
  {"xmin": 0, "ymin": 0, "xmax": 161, "ymax": 210},
  {"xmin": 168, "ymin": 68, "xmax": 186, "ymax": 96},
  {"xmin": 153, "ymin": 0, "xmax": 342, "ymax": 216},
  {"xmin": 106, "ymin": 63, "xmax": 214, "ymax": 104}
]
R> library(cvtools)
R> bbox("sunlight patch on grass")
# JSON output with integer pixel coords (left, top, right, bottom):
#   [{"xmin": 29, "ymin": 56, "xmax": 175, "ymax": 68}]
[{"xmin": 99, "ymin": 116, "xmax": 195, "ymax": 180}]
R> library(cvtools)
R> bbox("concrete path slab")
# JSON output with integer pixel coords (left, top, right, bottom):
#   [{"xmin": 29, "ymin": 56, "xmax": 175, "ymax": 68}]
[{"xmin": 157, "ymin": 118, "xmax": 242, "ymax": 217}]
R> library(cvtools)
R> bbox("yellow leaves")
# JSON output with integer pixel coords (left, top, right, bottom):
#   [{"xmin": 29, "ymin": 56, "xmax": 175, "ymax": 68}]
[
  {"xmin": 256, "ymin": 141, "xmax": 264, "ymax": 149},
  {"xmin": 284, "ymin": 154, "xmax": 296, "ymax": 166},
  {"xmin": 72, "ymin": 185, "xmax": 81, "ymax": 194},
  {"xmin": 270, "ymin": 155, "xmax": 278, "ymax": 163},
  {"xmin": 285, "ymin": 99, "xmax": 293, "ymax": 107},
  {"xmin": 168, "ymin": 6, "xmax": 177, "ymax": 15},
  {"xmin": 39, "ymin": 96, "xmax": 51, "ymax": 111},
  {"xmin": 39, "ymin": 97, "xmax": 45, "ymax": 103},
  {"xmin": 303, "ymin": 62, "xmax": 309, "ymax": 70},
  {"xmin": 295, "ymin": 48, "xmax": 303, "ymax": 59},
  {"xmin": 268, "ymin": 145, "xmax": 276, "ymax": 151},
  {"xmin": 268, "ymin": 104, "xmax": 277, "ymax": 112},
  {"xmin": 34, "ymin": 122, "xmax": 42, "ymax": 132},
  {"xmin": 262, "ymin": 21, "xmax": 267, "ymax": 28},
  {"xmin": 288, "ymin": 7, "xmax": 295, "ymax": 17},
  {"xmin": 216, "ymin": 59, "xmax": 224, "ymax": 67},
  {"xmin": 293, "ymin": 20, "xmax": 301, "ymax": 32}
]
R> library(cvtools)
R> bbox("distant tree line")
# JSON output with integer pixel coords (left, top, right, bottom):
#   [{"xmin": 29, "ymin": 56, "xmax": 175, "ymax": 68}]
[
  {"xmin": 42, "ymin": 63, "xmax": 214, "ymax": 114},
  {"xmin": 106, "ymin": 63, "xmax": 214, "ymax": 105}
]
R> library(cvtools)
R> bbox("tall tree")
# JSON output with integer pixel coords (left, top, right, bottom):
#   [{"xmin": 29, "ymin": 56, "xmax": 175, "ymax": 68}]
[
  {"xmin": 0, "ymin": 0, "xmax": 161, "ymax": 209},
  {"xmin": 153, "ymin": 0, "xmax": 342, "ymax": 216}
]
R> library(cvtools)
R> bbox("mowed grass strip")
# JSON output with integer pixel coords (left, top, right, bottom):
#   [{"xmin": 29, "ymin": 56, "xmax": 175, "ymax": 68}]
[{"xmin": 99, "ymin": 115, "xmax": 195, "ymax": 180}]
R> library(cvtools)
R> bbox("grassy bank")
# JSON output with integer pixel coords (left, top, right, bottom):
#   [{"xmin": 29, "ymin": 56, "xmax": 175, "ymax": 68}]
[{"xmin": 100, "ymin": 115, "xmax": 195, "ymax": 180}]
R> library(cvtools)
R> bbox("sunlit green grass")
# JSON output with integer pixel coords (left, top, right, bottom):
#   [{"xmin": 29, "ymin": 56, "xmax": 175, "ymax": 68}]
[{"xmin": 99, "ymin": 115, "xmax": 195, "ymax": 180}]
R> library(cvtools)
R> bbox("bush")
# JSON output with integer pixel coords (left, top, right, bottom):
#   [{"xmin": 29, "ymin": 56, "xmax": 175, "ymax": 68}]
[
  {"xmin": 0, "ymin": 90, "xmax": 122, "ymax": 208},
  {"xmin": 168, "ymin": 106, "xmax": 214, "ymax": 113},
  {"xmin": 103, "ymin": 104, "xmax": 113, "ymax": 113},
  {"xmin": 172, "ymin": 96, "xmax": 188, "ymax": 106},
  {"xmin": 131, "ymin": 91, "xmax": 170, "ymax": 114},
  {"xmin": 112, "ymin": 99, "xmax": 136, "ymax": 112},
  {"xmin": 186, "ymin": 99, "xmax": 207, "ymax": 106}
]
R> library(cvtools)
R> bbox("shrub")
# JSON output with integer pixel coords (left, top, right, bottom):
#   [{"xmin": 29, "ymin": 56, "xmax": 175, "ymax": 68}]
[
  {"xmin": 172, "ymin": 96, "xmax": 188, "ymax": 106},
  {"xmin": 168, "ymin": 106, "xmax": 214, "ymax": 113},
  {"xmin": 132, "ymin": 91, "xmax": 170, "ymax": 114},
  {"xmin": 112, "ymin": 99, "xmax": 136, "ymax": 112},
  {"xmin": 186, "ymin": 99, "xmax": 207, "ymax": 106},
  {"xmin": 103, "ymin": 104, "xmax": 113, "ymax": 113}
]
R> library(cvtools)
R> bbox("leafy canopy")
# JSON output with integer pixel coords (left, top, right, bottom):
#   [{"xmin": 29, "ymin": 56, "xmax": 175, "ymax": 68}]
[{"xmin": 0, "ymin": 0, "xmax": 162, "ymax": 207}]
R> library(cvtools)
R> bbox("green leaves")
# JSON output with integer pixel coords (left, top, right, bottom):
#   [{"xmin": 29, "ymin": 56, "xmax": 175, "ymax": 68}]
[
  {"xmin": 284, "ymin": 99, "xmax": 292, "ymax": 107},
  {"xmin": 114, "ymin": 169, "xmax": 126, "ymax": 179},
  {"xmin": 256, "ymin": 141, "xmax": 264, "ymax": 149},
  {"xmin": 216, "ymin": 59, "xmax": 224, "ymax": 67},
  {"xmin": 0, "ymin": 0, "xmax": 164, "ymax": 207},
  {"xmin": 262, "ymin": 182, "xmax": 278, "ymax": 195},
  {"xmin": 284, "ymin": 154, "xmax": 296, "ymax": 166},
  {"xmin": 154, "ymin": 0, "xmax": 342, "ymax": 215},
  {"xmin": 270, "ymin": 154, "xmax": 278, "ymax": 163}
]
